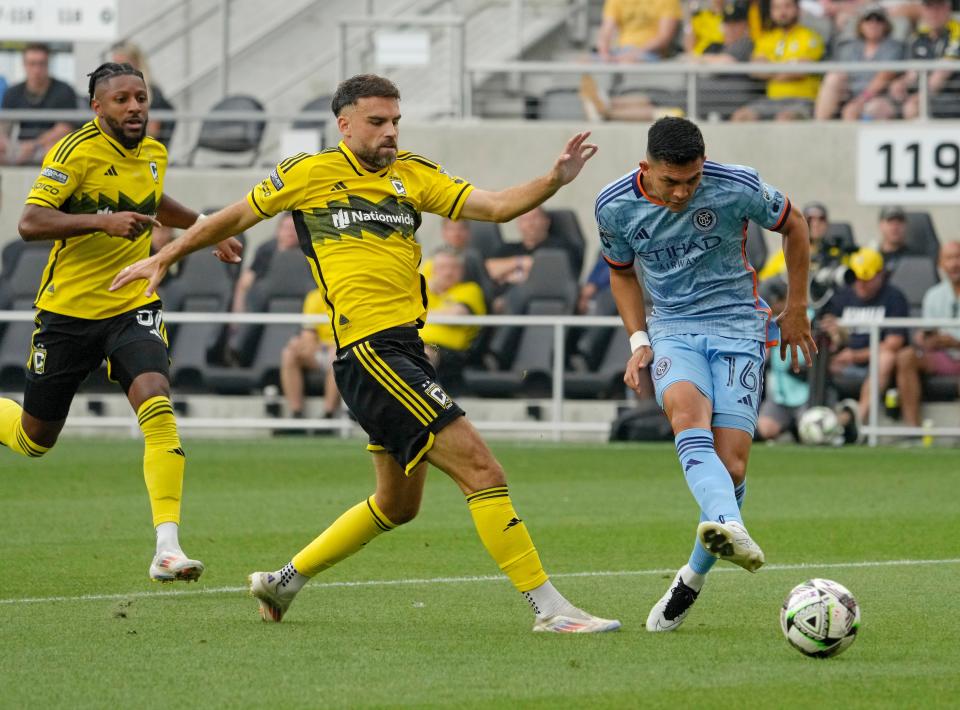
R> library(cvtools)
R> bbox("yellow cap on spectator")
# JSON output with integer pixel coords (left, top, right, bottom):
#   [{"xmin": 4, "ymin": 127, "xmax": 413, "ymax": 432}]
[{"xmin": 849, "ymin": 248, "xmax": 885, "ymax": 281}]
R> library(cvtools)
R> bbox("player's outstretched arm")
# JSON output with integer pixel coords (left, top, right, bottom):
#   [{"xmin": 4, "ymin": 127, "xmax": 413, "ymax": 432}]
[
  {"xmin": 157, "ymin": 194, "xmax": 243, "ymax": 264},
  {"xmin": 111, "ymin": 199, "xmax": 261, "ymax": 296},
  {"xmin": 19, "ymin": 204, "xmax": 160, "ymax": 242},
  {"xmin": 776, "ymin": 206, "xmax": 818, "ymax": 372},
  {"xmin": 609, "ymin": 266, "xmax": 653, "ymax": 394},
  {"xmin": 458, "ymin": 132, "xmax": 597, "ymax": 223}
]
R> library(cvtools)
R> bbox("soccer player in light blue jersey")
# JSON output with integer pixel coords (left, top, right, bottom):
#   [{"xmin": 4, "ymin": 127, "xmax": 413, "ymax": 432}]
[{"xmin": 596, "ymin": 118, "xmax": 816, "ymax": 632}]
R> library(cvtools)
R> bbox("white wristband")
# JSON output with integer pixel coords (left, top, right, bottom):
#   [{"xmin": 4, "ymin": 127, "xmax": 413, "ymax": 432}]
[
  {"xmin": 195, "ymin": 213, "xmax": 208, "ymax": 223},
  {"xmin": 629, "ymin": 330, "xmax": 651, "ymax": 353}
]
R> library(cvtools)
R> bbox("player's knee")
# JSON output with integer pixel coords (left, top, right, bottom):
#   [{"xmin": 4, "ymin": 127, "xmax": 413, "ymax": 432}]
[{"xmin": 380, "ymin": 499, "xmax": 420, "ymax": 526}]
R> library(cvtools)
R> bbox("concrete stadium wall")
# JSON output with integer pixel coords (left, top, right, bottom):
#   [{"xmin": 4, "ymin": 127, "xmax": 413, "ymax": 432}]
[{"xmin": 2, "ymin": 121, "xmax": 957, "ymax": 276}]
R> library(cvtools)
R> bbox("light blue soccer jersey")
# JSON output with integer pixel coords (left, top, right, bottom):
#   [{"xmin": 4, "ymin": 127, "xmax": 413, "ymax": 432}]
[{"xmin": 595, "ymin": 161, "xmax": 790, "ymax": 343}]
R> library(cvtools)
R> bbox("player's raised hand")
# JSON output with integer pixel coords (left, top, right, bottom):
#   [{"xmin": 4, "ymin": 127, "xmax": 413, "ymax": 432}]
[
  {"xmin": 213, "ymin": 237, "xmax": 243, "ymax": 264},
  {"xmin": 623, "ymin": 345, "xmax": 654, "ymax": 394},
  {"xmin": 110, "ymin": 254, "xmax": 168, "ymax": 297},
  {"xmin": 101, "ymin": 211, "xmax": 162, "ymax": 240},
  {"xmin": 550, "ymin": 132, "xmax": 598, "ymax": 186},
  {"xmin": 777, "ymin": 305, "xmax": 818, "ymax": 373}
]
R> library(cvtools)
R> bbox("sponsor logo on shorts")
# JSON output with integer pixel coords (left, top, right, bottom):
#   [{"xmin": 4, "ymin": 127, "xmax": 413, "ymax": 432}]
[
  {"xmin": 41, "ymin": 167, "xmax": 69, "ymax": 184},
  {"xmin": 653, "ymin": 356, "xmax": 671, "ymax": 380},
  {"xmin": 692, "ymin": 208, "xmax": 717, "ymax": 233}
]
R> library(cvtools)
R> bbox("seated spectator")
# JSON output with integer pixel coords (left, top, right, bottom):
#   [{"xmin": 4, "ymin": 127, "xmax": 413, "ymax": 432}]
[
  {"xmin": 420, "ymin": 247, "xmax": 486, "ymax": 391},
  {"xmin": 0, "ymin": 43, "xmax": 77, "ymax": 165},
  {"xmin": 685, "ymin": 0, "xmax": 726, "ymax": 55},
  {"xmin": 868, "ymin": 205, "xmax": 911, "ymax": 272},
  {"xmin": 232, "ymin": 213, "xmax": 300, "ymax": 313},
  {"xmin": 421, "ymin": 218, "xmax": 489, "ymax": 292},
  {"xmin": 876, "ymin": 0, "xmax": 960, "ymax": 119},
  {"xmin": 759, "ymin": 201, "xmax": 838, "ymax": 281},
  {"xmin": 280, "ymin": 289, "xmax": 340, "ymax": 426},
  {"xmin": 110, "ymin": 42, "xmax": 175, "ymax": 147},
  {"xmin": 731, "ymin": 0, "xmax": 826, "ymax": 121},
  {"xmin": 814, "ymin": 5, "xmax": 905, "ymax": 120},
  {"xmin": 696, "ymin": 1, "xmax": 766, "ymax": 119},
  {"xmin": 596, "ymin": 0, "xmax": 683, "ymax": 63},
  {"xmin": 577, "ymin": 251, "xmax": 612, "ymax": 315},
  {"xmin": 820, "ymin": 248, "xmax": 910, "ymax": 424},
  {"xmin": 896, "ymin": 240, "xmax": 960, "ymax": 428}
]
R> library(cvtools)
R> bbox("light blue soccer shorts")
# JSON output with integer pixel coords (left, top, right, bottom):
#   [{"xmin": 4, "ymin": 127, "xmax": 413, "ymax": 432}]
[{"xmin": 649, "ymin": 333, "xmax": 767, "ymax": 435}]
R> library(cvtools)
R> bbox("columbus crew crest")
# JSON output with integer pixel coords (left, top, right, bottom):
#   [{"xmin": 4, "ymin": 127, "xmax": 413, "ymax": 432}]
[{"xmin": 149, "ymin": 161, "xmax": 159, "ymax": 183}]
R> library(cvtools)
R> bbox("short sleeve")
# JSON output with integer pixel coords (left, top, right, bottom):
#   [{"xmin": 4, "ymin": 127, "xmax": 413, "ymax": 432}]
[
  {"xmin": 595, "ymin": 200, "xmax": 634, "ymax": 270},
  {"xmin": 246, "ymin": 155, "xmax": 309, "ymax": 219},
  {"xmin": 25, "ymin": 151, "xmax": 81, "ymax": 210},
  {"xmin": 802, "ymin": 29, "xmax": 825, "ymax": 61},
  {"xmin": 663, "ymin": 0, "xmax": 682, "ymax": 20},
  {"xmin": 601, "ymin": 0, "xmax": 620, "ymax": 22},
  {"xmin": 417, "ymin": 162, "xmax": 474, "ymax": 219},
  {"xmin": 742, "ymin": 169, "xmax": 792, "ymax": 232}
]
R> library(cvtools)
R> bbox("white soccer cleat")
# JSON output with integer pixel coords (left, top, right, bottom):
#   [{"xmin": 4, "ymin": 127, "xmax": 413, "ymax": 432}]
[
  {"xmin": 149, "ymin": 550, "xmax": 204, "ymax": 583},
  {"xmin": 646, "ymin": 567, "xmax": 700, "ymax": 632},
  {"xmin": 532, "ymin": 608, "xmax": 621, "ymax": 634},
  {"xmin": 249, "ymin": 571, "xmax": 297, "ymax": 623},
  {"xmin": 697, "ymin": 520, "xmax": 765, "ymax": 572}
]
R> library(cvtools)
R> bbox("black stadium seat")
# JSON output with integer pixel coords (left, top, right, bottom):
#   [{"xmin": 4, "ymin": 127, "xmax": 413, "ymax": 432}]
[{"xmin": 187, "ymin": 94, "xmax": 266, "ymax": 167}]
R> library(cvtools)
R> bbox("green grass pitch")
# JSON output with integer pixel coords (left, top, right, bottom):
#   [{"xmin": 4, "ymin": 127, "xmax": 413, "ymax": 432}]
[{"xmin": 1, "ymin": 438, "xmax": 958, "ymax": 708}]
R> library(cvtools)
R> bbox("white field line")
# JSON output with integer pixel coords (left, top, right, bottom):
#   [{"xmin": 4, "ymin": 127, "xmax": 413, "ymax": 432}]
[{"xmin": 1, "ymin": 557, "xmax": 958, "ymax": 607}]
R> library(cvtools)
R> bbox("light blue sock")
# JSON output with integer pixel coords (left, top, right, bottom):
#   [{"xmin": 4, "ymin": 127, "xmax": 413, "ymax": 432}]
[
  {"xmin": 689, "ymin": 481, "xmax": 747, "ymax": 575},
  {"xmin": 675, "ymin": 429, "xmax": 741, "ymax": 524}
]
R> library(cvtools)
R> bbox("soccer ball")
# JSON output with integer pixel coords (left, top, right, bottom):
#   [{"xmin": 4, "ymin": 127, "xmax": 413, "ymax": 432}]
[
  {"xmin": 797, "ymin": 406, "xmax": 842, "ymax": 446},
  {"xmin": 780, "ymin": 578, "xmax": 861, "ymax": 658}
]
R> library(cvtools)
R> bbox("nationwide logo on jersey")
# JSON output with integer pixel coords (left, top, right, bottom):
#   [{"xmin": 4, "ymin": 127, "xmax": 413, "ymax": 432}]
[
  {"xmin": 149, "ymin": 161, "xmax": 159, "ymax": 183},
  {"xmin": 41, "ymin": 167, "xmax": 69, "ymax": 184},
  {"xmin": 67, "ymin": 191, "xmax": 158, "ymax": 219},
  {"xmin": 302, "ymin": 195, "xmax": 419, "ymax": 244},
  {"xmin": 692, "ymin": 208, "xmax": 717, "ymax": 233},
  {"xmin": 390, "ymin": 178, "xmax": 406, "ymax": 196}
]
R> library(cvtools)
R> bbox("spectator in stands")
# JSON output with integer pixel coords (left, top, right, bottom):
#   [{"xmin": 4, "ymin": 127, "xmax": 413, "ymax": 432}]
[
  {"xmin": 814, "ymin": 5, "xmax": 905, "ymax": 120},
  {"xmin": 232, "ymin": 213, "xmax": 299, "ymax": 313},
  {"xmin": 577, "ymin": 252, "xmax": 612, "ymax": 315},
  {"xmin": 895, "ymin": 241, "xmax": 960, "ymax": 428},
  {"xmin": 421, "ymin": 218, "xmax": 488, "ymax": 290},
  {"xmin": 821, "ymin": 248, "xmax": 910, "ymax": 424},
  {"xmin": 280, "ymin": 289, "xmax": 340, "ymax": 428},
  {"xmin": 694, "ymin": 1, "xmax": 765, "ymax": 119},
  {"xmin": 869, "ymin": 205, "xmax": 910, "ymax": 273},
  {"xmin": 877, "ymin": 0, "xmax": 960, "ymax": 119},
  {"xmin": 0, "ymin": 44, "xmax": 77, "ymax": 165},
  {"xmin": 485, "ymin": 207, "xmax": 578, "ymax": 291},
  {"xmin": 731, "ymin": 0, "xmax": 826, "ymax": 121},
  {"xmin": 110, "ymin": 42, "xmax": 176, "ymax": 147},
  {"xmin": 685, "ymin": 0, "xmax": 727, "ymax": 55},
  {"xmin": 597, "ymin": 0, "xmax": 683, "ymax": 62},
  {"xmin": 759, "ymin": 201, "xmax": 840, "ymax": 281},
  {"xmin": 420, "ymin": 247, "xmax": 486, "ymax": 392}
]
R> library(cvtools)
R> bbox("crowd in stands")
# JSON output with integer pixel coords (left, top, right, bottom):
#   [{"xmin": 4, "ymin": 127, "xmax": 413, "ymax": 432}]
[{"xmin": 576, "ymin": 0, "xmax": 960, "ymax": 122}]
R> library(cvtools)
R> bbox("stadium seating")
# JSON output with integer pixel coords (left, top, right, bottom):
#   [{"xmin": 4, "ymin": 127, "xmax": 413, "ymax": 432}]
[
  {"xmin": 0, "ymin": 247, "xmax": 49, "ymax": 389},
  {"xmin": 536, "ymin": 88, "xmax": 587, "ymax": 121},
  {"xmin": 889, "ymin": 256, "xmax": 940, "ymax": 317},
  {"xmin": 465, "ymin": 220, "xmax": 504, "ymax": 259},
  {"xmin": 293, "ymin": 94, "xmax": 332, "ymax": 150},
  {"xmin": 187, "ymin": 94, "xmax": 266, "ymax": 167},
  {"xmin": 545, "ymin": 208, "xmax": 586, "ymax": 277},
  {"xmin": 903, "ymin": 211, "xmax": 940, "ymax": 263}
]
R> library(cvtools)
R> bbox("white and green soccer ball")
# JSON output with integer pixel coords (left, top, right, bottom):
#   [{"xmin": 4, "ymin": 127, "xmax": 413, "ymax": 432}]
[
  {"xmin": 780, "ymin": 578, "xmax": 861, "ymax": 658},
  {"xmin": 797, "ymin": 406, "xmax": 843, "ymax": 446}
]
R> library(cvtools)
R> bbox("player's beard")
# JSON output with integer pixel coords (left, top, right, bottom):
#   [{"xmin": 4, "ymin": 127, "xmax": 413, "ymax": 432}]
[
  {"xmin": 104, "ymin": 114, "xmax": 147, "ymax": 149},
  {"xmin": 355, "ymin": 142, "xmax": 397, "ymax": 170}
]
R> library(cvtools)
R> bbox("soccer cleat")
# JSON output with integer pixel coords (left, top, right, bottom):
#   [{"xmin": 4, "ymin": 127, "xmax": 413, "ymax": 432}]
[
  {"xmin": 249, "ymin": 571, "xmax": 297, "ymax": 623},
  {"xmin": 532, "ymin": 608, "xmax": 621, "ymax": 634},
  {"xmin": 646, "ymin": 567, "xmax": 700, "ymax": 632},
  {"xmin": 697, "ymin": 520, "xmax": 765, "ymax": 573},
  {"xmin": 149, "ymin": 550, "xmax": 204, "ymax": 583}
]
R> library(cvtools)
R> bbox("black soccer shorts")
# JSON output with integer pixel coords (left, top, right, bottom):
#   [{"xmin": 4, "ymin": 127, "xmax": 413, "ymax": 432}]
[
  {"xmin": 23, "ymin": 302, "xmax": 170, "ymax": 421},
  {"xmin": 334, "ymin": 326, "xmax": 464, "ymax": 473}
]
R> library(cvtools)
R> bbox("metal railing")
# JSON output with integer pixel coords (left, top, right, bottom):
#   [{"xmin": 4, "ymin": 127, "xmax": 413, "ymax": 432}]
[{"xmin": 0, "ymin": 310, "xmax": 956, "ymax": 444}]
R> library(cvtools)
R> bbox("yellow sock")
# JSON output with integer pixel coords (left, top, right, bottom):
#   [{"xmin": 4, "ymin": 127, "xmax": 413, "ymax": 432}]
[
  {"xmin": 138, "ymin": 396, "xmax": 184, "ymax": 527},
  {"xmin": 467, "ymin": 486, "xmax": 549, "ymax": 593},
  {"xmin": 0, "ymin": 398, "xmax": 49, "ymax": 458},
  {"xmin": 292, "ymin": 496, "xmax": 395, "ymax": 577}
]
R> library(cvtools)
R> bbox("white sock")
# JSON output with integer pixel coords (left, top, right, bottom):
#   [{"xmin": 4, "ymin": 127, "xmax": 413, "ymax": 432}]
[
  {"xmin": 276, "ymin": 562, "xmax": 309, "ymax": 594},
  {"xmin": 155, "ymin": 522, "xmax": 182, "ymax": 555},
  {"xmin": 522, "ymin": 580, "xmax": 576, "ymax": 619},
  {"xmin": 679, "ymin": 563, "xmax": 706, "ymax": 593}
]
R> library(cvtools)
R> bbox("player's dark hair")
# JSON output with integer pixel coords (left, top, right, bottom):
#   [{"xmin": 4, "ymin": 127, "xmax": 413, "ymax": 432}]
[
  {"xmin": 87, "ymin": 62, "xmax": 145, "ymax": 103},
  {"xmin": 646, "ymin": 117, "xmax": 706, "ymax": 166},
  {"xmin": 24, "ymin": 42, "xmax": 51, "ymax": 57},
  {"xmin": 331, "ymin": 74, "xmax": 401, "ymax": 116}
]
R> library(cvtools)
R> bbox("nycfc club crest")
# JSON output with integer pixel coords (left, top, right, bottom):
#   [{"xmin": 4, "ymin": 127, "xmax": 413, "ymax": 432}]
[
  {"xmin": 692, "ymin": 208, "xmax": 717, "ymax": 233},
  {"xmin": 149, "ymin": 161, "xmax": 159, "ymax": 183},
  {"xmin": 653, "ymin": 357, "xmax": 671, "ymax": 380}
]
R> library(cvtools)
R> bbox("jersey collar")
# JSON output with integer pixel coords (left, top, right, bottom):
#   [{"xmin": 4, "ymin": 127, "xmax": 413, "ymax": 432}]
[
  {"xmin": 636, "ymin": 171, "xmax": 666, "ymax": 206},
  {"xmin": 93, "ymin": 117, "xmax": 143, "ymax": 158},
  {"xmin": 338, "ymin": 140, "xmax": 390, "ymax": 177}
]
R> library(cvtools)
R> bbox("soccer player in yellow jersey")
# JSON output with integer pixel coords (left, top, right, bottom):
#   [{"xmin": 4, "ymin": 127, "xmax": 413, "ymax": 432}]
[
  {"xmin": 113, "ymin": 74, "xmax": 620, "ymax": 633},
  {"xmin": 0, "ymin": 62, "xmax": 242, "ymax": 583}
]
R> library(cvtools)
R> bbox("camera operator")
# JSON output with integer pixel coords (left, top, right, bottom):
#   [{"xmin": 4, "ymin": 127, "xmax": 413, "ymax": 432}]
[
  {"xmin": 759, "ymin": 202, "xmax": 855, "ymax": 284},
  {"xmin": 820, "ymin": 248, "xmax": 910, "ymax": 427}
]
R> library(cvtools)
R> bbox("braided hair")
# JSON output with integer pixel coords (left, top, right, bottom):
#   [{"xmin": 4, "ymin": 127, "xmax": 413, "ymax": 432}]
[{"xmin": 87, "ymin": 62, "xmax": 144, "ymax": 103}]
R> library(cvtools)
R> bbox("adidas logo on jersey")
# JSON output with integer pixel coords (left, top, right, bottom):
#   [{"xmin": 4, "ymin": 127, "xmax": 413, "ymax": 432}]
[
  {"xmin": 330, "ymin": 181, "xmax": 348, "ymax": 191},
  {"xmin": 738, "ymin": 395, "xmax": 753, "ymax": 407},
  {"xmin": 104, "ymin": 165, "xmax": 118, "ymax": 176}
]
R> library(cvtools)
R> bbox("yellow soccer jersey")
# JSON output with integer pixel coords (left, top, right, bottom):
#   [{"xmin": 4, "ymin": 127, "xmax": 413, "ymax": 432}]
[
  {"xmin": 246, "ymin": 141, "xmax": 474, "ymax": 348},
  {"xmin": 420, "ymin": 281, "xmax": 486, "ymax": 352},
  {"xmin": 754, "ymin": 24, "xmax": 825, "ymax": 100},
  {"xmin": 302, "ymin": 288, "xmax": 336, "ymax": 344},
  {"xmin": 24, "ymin": 118, "xmax": 166, "ymax": 320}
]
